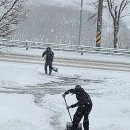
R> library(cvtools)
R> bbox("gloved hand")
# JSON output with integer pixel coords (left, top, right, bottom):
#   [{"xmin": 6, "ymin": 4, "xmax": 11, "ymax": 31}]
[
  {"xmin": 62, "ymin": 93, "xmax": 66, "ymax": 98},
  {"xmin": 66, "ymin": 105, "xmax": 71, "ymax": 110}
]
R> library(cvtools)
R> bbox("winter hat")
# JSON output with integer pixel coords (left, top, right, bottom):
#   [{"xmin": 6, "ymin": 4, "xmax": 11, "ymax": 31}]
[
  {"xmin": 75, "ymin": 85, "xmax": 81, "ymax": 90},
  {"xmin": 47, "ymin": 47, "xmax": 51, "ymax": 51}
]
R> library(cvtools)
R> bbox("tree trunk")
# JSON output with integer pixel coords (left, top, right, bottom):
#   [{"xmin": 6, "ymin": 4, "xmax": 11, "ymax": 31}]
[{"xmin": 113, "ymin": 19, "xmax": 119, "ymax": 48}]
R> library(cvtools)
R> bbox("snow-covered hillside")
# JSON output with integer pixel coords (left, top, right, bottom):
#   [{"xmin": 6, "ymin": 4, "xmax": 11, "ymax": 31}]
[{"xmin": 27, "ymin": 0, "xmax": 130, "ymax": 27}]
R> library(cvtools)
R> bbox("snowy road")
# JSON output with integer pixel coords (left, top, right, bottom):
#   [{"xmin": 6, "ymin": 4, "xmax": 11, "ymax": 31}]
[{"xmin": 1, "ymin": 53, "xmax": 130, "ymax": 71}]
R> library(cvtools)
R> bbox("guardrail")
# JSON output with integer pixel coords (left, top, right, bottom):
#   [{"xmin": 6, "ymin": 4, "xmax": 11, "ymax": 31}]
[{"xmin": 0, "ymin": 39, "xmax": 130, "ymax": 56}]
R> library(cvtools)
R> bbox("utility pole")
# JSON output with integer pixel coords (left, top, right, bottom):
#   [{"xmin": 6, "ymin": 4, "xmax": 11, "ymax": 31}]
[
  {"xmin": 96, "ymin": 0, "xmax": 103, "ymax": 47},
  {"xmin": 78, "ymin": 0, "xmax": 83, "ymax": 46}
]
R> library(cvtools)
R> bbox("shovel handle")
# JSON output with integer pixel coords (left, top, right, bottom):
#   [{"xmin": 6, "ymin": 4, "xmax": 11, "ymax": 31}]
[{"xmin": 63, "ymin": 96, "xmax": 73, "ymax": 122}]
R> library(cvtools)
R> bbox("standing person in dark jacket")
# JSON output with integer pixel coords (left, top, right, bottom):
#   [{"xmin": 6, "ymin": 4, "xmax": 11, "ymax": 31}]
[
  {"xmin": 42, "ymin": 47, "xmax": 54, "ymax": 75},
  {"xmin": 62, "ymin": 85, "xmax": 92, "ymax": 130}
]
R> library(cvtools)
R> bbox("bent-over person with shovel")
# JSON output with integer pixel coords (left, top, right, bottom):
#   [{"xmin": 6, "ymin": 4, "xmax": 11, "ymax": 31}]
[{"xmin": 62, "ymin": 85, "xmax": 92, "ymax": 130}]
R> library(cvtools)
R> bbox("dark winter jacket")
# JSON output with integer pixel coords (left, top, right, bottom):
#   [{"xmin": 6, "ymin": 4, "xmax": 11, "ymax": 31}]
[
  {"xmin": 42, "ymin": 49, "xmax": 54, "ymax": 63},
  {"xmin": 64, "ymin": 88, "xmax": 92, "ymax": 108}
]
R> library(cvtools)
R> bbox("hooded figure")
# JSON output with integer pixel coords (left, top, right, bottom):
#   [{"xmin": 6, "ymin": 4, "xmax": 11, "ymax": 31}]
[
  {"xmin": 42, "ymin": 47, "xmax": 54, "ymax": 75},
  {"xmin": 62, "ymin": 85, "xmax": 92, "ymax": 130}
]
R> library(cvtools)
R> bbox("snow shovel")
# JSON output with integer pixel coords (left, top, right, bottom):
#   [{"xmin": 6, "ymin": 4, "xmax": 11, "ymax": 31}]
[
  {"xmin": 52, "ymin": 67, "xmax": 58, "ymax": 72},
  {"xmin": 63, "ymin": 96, "xmax": 82, "ymax": 130},
  {"xmin": 63, "ymin": 96, "xmax": 72, "ymax": 122}
]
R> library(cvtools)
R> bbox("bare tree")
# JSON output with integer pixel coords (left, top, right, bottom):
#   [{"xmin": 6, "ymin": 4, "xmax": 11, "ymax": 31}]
[
  {"xmin": 0, "ymin": 0, "xmax": 27, "ymax": 37},
  {"xmin": 107, "ymin": 0, "xmax": 130, "ymax": 48}
]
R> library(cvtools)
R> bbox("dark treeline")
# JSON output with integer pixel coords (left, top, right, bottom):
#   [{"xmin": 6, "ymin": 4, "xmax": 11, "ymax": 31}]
[{"xmin": 12, "ymin": 4, "xmax": 130, "ymax": 48}]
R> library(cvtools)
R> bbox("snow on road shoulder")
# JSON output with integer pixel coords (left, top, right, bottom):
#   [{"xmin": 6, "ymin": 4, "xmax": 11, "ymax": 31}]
[
  {"xmin": 0, "ymin": 61, "xmax": 58, "ymax": 88},
  {"xmin": 0, "ymin": 93, "xmax": 53, "ymax": 130}
]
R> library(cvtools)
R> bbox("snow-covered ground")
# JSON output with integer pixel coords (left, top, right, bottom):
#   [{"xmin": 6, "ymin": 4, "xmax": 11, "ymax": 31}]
[{"xmin": 0, "ymin": 48, "xmax": 130, "ymax": 130}]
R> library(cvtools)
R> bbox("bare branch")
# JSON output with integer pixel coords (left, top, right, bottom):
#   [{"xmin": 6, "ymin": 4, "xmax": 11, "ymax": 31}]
[
  {"xmin": 107, "ymin": 0, "xmax": 115, "ymax": 19},
  {"xmin": 118, "ymin": 0, "xmax": 126, "ymax": 16},
  {"xmin": 70, "ymin": 0, "xmax": 80, "ymax": 5},
  {"xmin": 87, "ymin": 12, "xmax": 98, "ymax": 22},
  {"xmin": 0, "ymin": 0, "xmax": 27, "ymax": 37},
  {"xmin": 87, "ymin": 1, "xmax": 99, "ymax": 9},
  {"xmin": 120, "ymin": 0, "xmax": 130, "ymax": 14},
  {"xmin": 120, "ymin": 12, "xmax": 130, "ymax": 18}
]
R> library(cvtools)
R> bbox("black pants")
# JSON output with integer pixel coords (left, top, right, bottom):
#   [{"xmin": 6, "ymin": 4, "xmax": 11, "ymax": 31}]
[
  {"xmin": 72, "ymin": 102, "xmax": 92, "ymax": 130},
  {"xmin": 44, "ymin": 62, "xmax": 52, "ymax": 74}
]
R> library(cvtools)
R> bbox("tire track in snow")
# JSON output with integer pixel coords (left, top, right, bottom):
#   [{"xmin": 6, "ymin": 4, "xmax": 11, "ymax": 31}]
[{"xmin": 1, "ymin": 53, "xmax": 130, "ymax": 72}]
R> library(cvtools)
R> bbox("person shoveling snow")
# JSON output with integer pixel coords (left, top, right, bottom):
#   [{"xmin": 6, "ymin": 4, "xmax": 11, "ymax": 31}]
[{"xmin": 62, "ymin": 85, "xmax": 92, "ymax": 130}]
